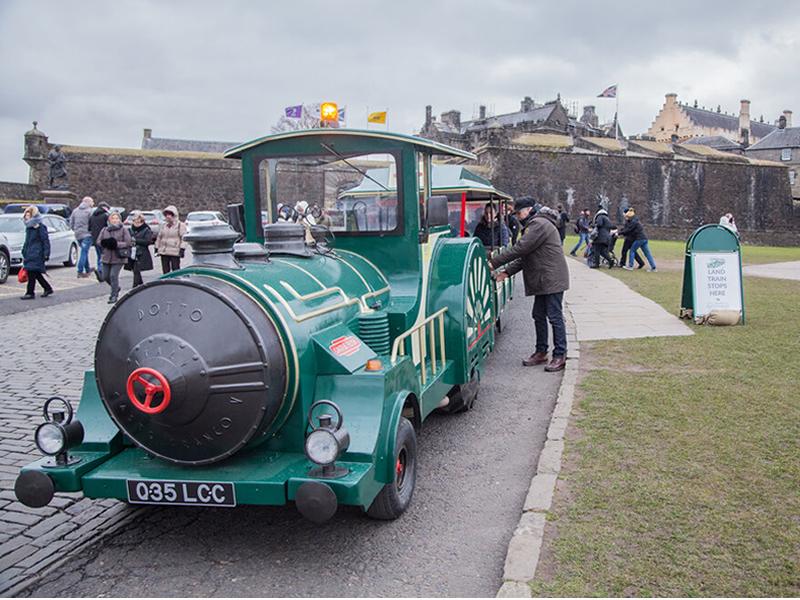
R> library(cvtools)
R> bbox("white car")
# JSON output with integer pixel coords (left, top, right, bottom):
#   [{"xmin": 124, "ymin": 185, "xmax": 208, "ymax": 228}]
[
  {"xmin": 0, "ymin": 214, "xmax": 78, "ymax": 270},
  {"xmin": 185, "ymin": 211, "xmax": 228, "ymax": 232}
]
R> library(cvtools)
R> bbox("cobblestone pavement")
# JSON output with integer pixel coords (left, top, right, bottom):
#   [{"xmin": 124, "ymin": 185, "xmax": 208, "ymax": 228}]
[
  {"xmin": 0, "ymin": 297, "xmax": 143, "ymax": 594},
  {"xmin": 2, "ymin": 277, "xmax": 562, "ymax": 597},
  {"xmin": 0, "ymin": 264, "xmax": 104, "ymax": 300}
]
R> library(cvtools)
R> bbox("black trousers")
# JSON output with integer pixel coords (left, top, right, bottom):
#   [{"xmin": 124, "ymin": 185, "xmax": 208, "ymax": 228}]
[
  {"xmin": 160, "ymin": 255, "xmax": 181, "ymax": 274},
  {"xmin": 133, "ymin": 262, "xmax": 144, "ymax": 287},
  {"xmin": 620, "ymin": 238, "xmax": 644, "ymax": 268},
  {"xmin": 25, "ymin": 270, "xmax": 53, "ymax": 296},
  {"xmin": 532, "ymin": 292, "xmax": 567, "ymax": 357},
  {"xmin": 592, "ymin": 242, "xmax": 614, "ymax": 268}
]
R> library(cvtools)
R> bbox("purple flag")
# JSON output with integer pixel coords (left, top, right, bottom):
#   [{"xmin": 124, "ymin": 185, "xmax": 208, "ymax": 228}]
[{"xmin": 285, "ymin": 105, "xmax": 302, "ymax": 118}]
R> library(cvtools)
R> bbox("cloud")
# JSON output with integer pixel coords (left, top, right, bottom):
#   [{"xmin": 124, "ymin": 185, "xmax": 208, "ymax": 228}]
[{"xmin": 0, "ymin": 0, "xmax": 798, "ymax": 183}]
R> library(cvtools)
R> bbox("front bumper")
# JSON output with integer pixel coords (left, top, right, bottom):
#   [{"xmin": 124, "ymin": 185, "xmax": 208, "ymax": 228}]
[{"xmin": 18, "ymin": 446, "xmax": 382, "ymax": 510}]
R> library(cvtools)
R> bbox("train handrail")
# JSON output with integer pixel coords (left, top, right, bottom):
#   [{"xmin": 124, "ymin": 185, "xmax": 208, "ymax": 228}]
[{"xmin": 390, "ymin": 308, "xmax": 448, "ymax": 386}]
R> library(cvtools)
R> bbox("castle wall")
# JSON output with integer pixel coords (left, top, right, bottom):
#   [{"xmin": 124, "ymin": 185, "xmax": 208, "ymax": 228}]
[{"xmin": 479, "ymin": 146, "xmax": 799, "ymax": 246}]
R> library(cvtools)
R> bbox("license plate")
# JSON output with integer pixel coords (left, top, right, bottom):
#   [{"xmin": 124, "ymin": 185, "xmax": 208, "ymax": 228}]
[{"xmin": 126, "ymin": 479, "xmax": 236, "ymax": 507}]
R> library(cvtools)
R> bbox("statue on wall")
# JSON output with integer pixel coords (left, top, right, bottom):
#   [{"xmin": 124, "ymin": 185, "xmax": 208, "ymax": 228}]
[{"xmin": 47, "ymin": 145, "xmax": 68, "ymax": 189}]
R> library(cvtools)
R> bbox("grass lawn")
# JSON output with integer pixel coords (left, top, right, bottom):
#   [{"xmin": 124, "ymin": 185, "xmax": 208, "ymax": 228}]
[
  {"xmin": 531, "ymin": 249, "xmax": 800, "ymax": 596},
  {"xmin": 563, "ymin": 234, "xmax": 800, "ymax": 266}
]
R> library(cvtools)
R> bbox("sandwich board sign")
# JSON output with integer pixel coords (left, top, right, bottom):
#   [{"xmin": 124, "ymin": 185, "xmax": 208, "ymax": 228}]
[{"xmin": 680, "ymin": 224, "xmax": 745, "ymax": 324}]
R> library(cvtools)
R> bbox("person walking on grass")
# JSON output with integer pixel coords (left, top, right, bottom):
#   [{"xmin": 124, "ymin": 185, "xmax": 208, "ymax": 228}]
[
  {"xmin": 617, "ymin": 207, "xmax": 645, "ymax": 269},
  {"xmin": 556, "ymin": 204, "xmax": 569, "ymax": 243},
  {"xmin": 69, "ymin": 196, "xmax": 94, "ymax": 278},
  {"xmin": 128, "ymin": 211, "xmax": 154, "ymax": 288},
  {"xmin": 569, "ymin": 208, "xmax": 591, "ymax": 256},
  {"xmin": 590, "ymin": 202, "xmax": 615, "ymax": 268},
  {"xmin": 155, "ymin": 205, "xmax": 186, "ymax": 273},
  {"xmin": 490, "ymin": 199, "xmax": 569, "ymax": 373},
  {"xmin": 622, "ymin": 209, "xmax": 657, "ymax": 272},
  {"xmin": 19, "ymin": 205, "xmax": 54, "ymax": 300},
  {"xmin": 97, "ymin": 211, "xmax": 131, "ymax": 303}
]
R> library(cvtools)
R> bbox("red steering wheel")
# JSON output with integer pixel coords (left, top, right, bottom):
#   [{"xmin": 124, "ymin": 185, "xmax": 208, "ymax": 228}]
[{"xmin": 126, "ymin": 368, "xmax": 172, "ymax": 414}]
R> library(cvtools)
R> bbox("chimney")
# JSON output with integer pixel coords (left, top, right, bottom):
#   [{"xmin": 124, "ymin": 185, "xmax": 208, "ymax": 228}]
[
  {"xmin": 783, "ymin": 110, "xmax": 793, "ymax": 128},
  {"xmin": 520, "ymin": 96, "xmax": 534, "ymax": 112},
  {"xmin": 425, "ymin": 105, "xmax": 432, "ymax": 128},
  {"xmin": 739, "ymin": 99, "xmax": 751, "ymax": 146},
  {"xmin": 778, "ymin": 115, "xmax": 787, "ymax": 130},
  {"xmin": 441, "ymin": 110, "xmax": 461, "ymax": 129},
  {"xmin": 143, "ymin": 128, "xmax": 152, "ymax": 139},
  {"xmin": 479, "ymin": 105, "xmax": 486, "ymax": 119},
  {"xmin": 581, "ymin": 105, "xmax": 599, "ymax": 128}
]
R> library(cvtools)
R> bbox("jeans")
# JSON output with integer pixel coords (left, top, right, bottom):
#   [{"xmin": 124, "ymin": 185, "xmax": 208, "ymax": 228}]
[
  {"xmin": 77, "ymin": 237, "xmax": 92, "ymax": 273},
  {"xmin": 570, "ymin": 232, "xmax": 589, "ymax": 255},
  {"xmin": 532, "ymin": 292, "xmax": 567, "ymax": 357},
  {"xmin": 100, "ymin": 263, "xmax": 124, "ymax": 299},
  {"xmin": 94, "ymin": 245, "xmax": 104, "ymax": 276},
  {"xmin": 160, "ymin": 255, "xmax": 181, "ymax": 274},
  {"xmin": 25, "ymin": 270, "xmax": 53, "ymax": 296},
  {"xmin": 629, "ymin": 239, "xmax": 656, "ymax": 269}
]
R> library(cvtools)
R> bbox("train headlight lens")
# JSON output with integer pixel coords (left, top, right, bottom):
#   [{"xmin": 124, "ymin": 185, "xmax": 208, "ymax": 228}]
[
  {"xmin": 305, "ymin": 429, "xmax": 339, "ymax": 465},
  {"xmin": 35, "ymin": 423, "xmax": 65, "ymax": 456}
]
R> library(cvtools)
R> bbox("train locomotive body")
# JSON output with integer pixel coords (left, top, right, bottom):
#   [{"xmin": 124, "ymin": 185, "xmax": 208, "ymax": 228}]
[{"xmin": 15, "ymin": 128, "xmax": 500, "ymax": 521}]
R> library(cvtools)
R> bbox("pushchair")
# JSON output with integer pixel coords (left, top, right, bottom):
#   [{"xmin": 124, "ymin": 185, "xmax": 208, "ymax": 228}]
[{"xmin": 584, "ymin": 233, "xmax": 618, "ymax": 268}]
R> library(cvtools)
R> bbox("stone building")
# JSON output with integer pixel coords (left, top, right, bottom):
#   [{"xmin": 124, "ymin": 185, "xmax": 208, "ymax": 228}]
[
  {"xmin": 420, "ymin": 96, "xmax": 618, "ymax": 152},
  {"xmin": 647, "ymin": 92, "xmax": 779, "ymax": 146},
  {"xmin": 746, "ymin": 113, "xmax": 800, "ymax": 200}
]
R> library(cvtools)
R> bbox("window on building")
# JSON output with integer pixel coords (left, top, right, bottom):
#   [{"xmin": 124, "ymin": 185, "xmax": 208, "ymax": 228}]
[
  {"xmin": 781, "ymin": 148, "xmax": 792, "ymax": 161},
  {"xmin": 790, "ymin": 170, "xmax": 797, "ymax": 186}
]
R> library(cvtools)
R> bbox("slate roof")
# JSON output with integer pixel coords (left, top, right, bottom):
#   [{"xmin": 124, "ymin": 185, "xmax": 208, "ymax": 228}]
[
  {"xmin": 681, "ymin": 105, "xmax": 775, "ymax": 139},
  {"xmin": 142, "ymin": 136, "xmax": 241, "ymax": 153},
  {"xmin": 747, "ymin": 127, "xmax": 800, "ymax": 150},
  {"xmin": 460, "ymin": 104, "xmax": 557, "ymax": 134},
  {"xmin": 683, "ymin": 135, "xmax": 742, "ymax": 151}
]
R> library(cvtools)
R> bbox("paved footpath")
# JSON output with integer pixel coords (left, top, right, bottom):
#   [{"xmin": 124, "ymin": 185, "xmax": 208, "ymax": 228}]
[
  {"xmin": 564, "ymin": 258, "xmax": 693, "ymax": 341},
  {"xmin": 742, "ymin": 261, "xmax": 800, "ymax": 281}
]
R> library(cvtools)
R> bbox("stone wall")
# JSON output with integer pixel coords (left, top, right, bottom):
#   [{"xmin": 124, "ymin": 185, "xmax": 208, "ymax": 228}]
[
  {"xmin": 26, "ymin": 147, "xmax": 243, "ymax": 217},
  {"xmin": 0, "ymin": 181, "xmax": 41, "ymax": 205},
  {"xmin": 478, "ymin": 146, "xmax": 799, "ymax": 246}
]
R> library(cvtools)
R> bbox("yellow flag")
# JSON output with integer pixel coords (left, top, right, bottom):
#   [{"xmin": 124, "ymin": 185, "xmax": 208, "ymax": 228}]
[{"xmin": 368, "ymin": 111, "xmax": 387, "ymax": 124}]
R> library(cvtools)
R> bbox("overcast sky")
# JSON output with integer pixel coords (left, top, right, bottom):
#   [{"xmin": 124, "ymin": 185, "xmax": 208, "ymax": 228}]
[{"xmin": 1, "ymin": 0, "xmax": 798, "ymax": 182}]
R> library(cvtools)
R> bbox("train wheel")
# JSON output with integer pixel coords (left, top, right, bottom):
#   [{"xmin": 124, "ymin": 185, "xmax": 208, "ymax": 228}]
[
  {"xmin": 439, "ymin": 369, "xmax": 479, "ymax": 414},
  {"xmin": 366, "ymin": 418, "xmax": 417, "ymax": 520},
  {"xmin": 495, "ymin": 316, "xmax": 503, "ymax": 333}
]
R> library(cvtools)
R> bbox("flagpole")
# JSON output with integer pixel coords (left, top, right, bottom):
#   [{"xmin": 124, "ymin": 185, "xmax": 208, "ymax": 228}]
[{"xmin": 615, "ymin": 85, "xmax": 619, "ymax": 140}]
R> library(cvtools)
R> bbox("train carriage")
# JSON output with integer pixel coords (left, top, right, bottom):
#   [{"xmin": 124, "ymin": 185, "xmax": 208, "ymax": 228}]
[{"xmin": 15, "ymin": 124, "xmax": 501, "ymax": 522}]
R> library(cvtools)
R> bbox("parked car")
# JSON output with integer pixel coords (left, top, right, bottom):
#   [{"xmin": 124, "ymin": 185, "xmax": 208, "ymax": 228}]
[
  {"xmin": 124, "ymin": 210, "xmax": 164, "ymax": 236},
  {"xmin": 186, "ymin": 210, "xmax": 228, "ymax": 232},
  {"xmin": 3, "ymin": 203, "xmax": 72, "ymax": 219},
  {"xmin": 0, "ymin": 214, "xmax": 78, "ymax": 269},
  {"xmin": 0, "ymin": 233, "xmax": 10, "ymax": 284}
]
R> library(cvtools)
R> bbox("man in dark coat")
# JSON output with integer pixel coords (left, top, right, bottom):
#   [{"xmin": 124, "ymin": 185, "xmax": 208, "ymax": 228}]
[
  {"xmin": 490, "ymin": 199, "xmax": 570, "ymax": 372},
  {"xmin": 556, "ymin": 204, "xmax": 569, "ymax": 242},
  {"xmin": 591, "ymin": 203, "xmax": 615, "ymax": 268},
  {"xmin": 89, "ymin": 202, "xmax": 110, "ymax": 277},
  {"xmin": 617, "ymin": 207, "xmax": 645, "ymax": 269}
]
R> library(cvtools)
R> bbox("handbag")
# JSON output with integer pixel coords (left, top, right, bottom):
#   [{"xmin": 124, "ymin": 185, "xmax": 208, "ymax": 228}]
[
  {"xmin": 116, "ymin": 246, "xmax": 134, "ymax": 259},
  {"xmin": 17, "ymin": 268, "xmax": 28, "ymax": 283}
]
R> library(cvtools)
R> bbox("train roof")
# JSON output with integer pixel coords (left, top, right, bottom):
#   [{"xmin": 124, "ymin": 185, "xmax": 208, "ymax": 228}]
[
  {"xmin": 340, "ymin": 164, "xmax": 511, "ymax": 200},
  {"xmin": 223, "ymin": 128, "xmax": 477, "ymax": 160}
]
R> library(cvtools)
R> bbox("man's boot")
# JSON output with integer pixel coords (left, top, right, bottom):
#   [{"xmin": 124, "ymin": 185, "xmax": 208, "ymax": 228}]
[
  {"xmin": 545, "ymin": 355, "xmax": 567, "ymax": 372},
  {"xmin": 522, "ymin": 351, "xmax": 549, "ymax": 366}
]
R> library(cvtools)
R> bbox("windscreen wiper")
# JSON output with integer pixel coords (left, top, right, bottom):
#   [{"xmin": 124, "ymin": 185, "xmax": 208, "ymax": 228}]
[{"xmin": 320, "ymin": 142, "xmax": 390, "ymax": 192}]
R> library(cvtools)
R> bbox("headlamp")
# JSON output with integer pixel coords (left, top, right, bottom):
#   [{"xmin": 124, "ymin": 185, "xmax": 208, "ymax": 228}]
[
  {"xmin": 304, "ymin": 400, "xmax": 350, "ymax": 477},
  {"xmin": 35, "ymin": 423, "xmax": 66, "ymax": 456},
  {"xmin": 33, "ymin": 397, "xmax": 84, "ymax": 466}
]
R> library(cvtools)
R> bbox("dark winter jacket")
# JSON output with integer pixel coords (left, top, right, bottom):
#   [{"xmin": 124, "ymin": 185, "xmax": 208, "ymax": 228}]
[
  {"xmin": 618, "ymin": 216, "xmax": 646, "ymax": 241},
  {"xmin": 22, "ymin": 216, "xmax": 50, "ymax": 272},
  {"xmin": 489, "ymin": 211, "xmax": 570, "ymax": 296},
  {"xmin": 131, "ymin": 223, "xmax": 154, "ymax": 272},
  {"xmin": 89, "ymin": 207, "xmax": 109, "ymax": 244},
  {"xmin": 575, "ymin": 215, "xmax": 590, "ymax": 234},
  {"xmin": 592, "ymin": 210, "xmax": 613, "ymax": 245},
  {"xmin": 474, "ymin": 217, "xmax": 509, "ymax": 248},
  {"xmin": 97, "ymin": 224, "xmax": 132, "ymax": 265},
  {"xmin": 557, "ymin": 211, "xmax": 569, "ymax": 241}
]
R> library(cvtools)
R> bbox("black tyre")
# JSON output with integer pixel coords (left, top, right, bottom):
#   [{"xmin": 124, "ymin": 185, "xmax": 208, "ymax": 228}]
[
  {"xmin": 495, "ymin": 315, "xmax": 503, "ymax": 333},
  {"xmin": 0, "ymin": 250, "xmax": 9, "ymax": 284},
  {"xmin": 64, "ymin": 243, "xmax": 78, "ymax": 267},
  {"xmin": 366, "ymin": 417, "xmax": 417, "ymax": 520},
  {"xmin": 438, "ymin": 370, "xmax": 479, "ymax": 414}
]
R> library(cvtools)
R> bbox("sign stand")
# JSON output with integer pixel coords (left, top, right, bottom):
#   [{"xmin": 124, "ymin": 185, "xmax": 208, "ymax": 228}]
[{"xmin": 680, "ymin": 224, "xmax": 745, "ymax": 324}]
